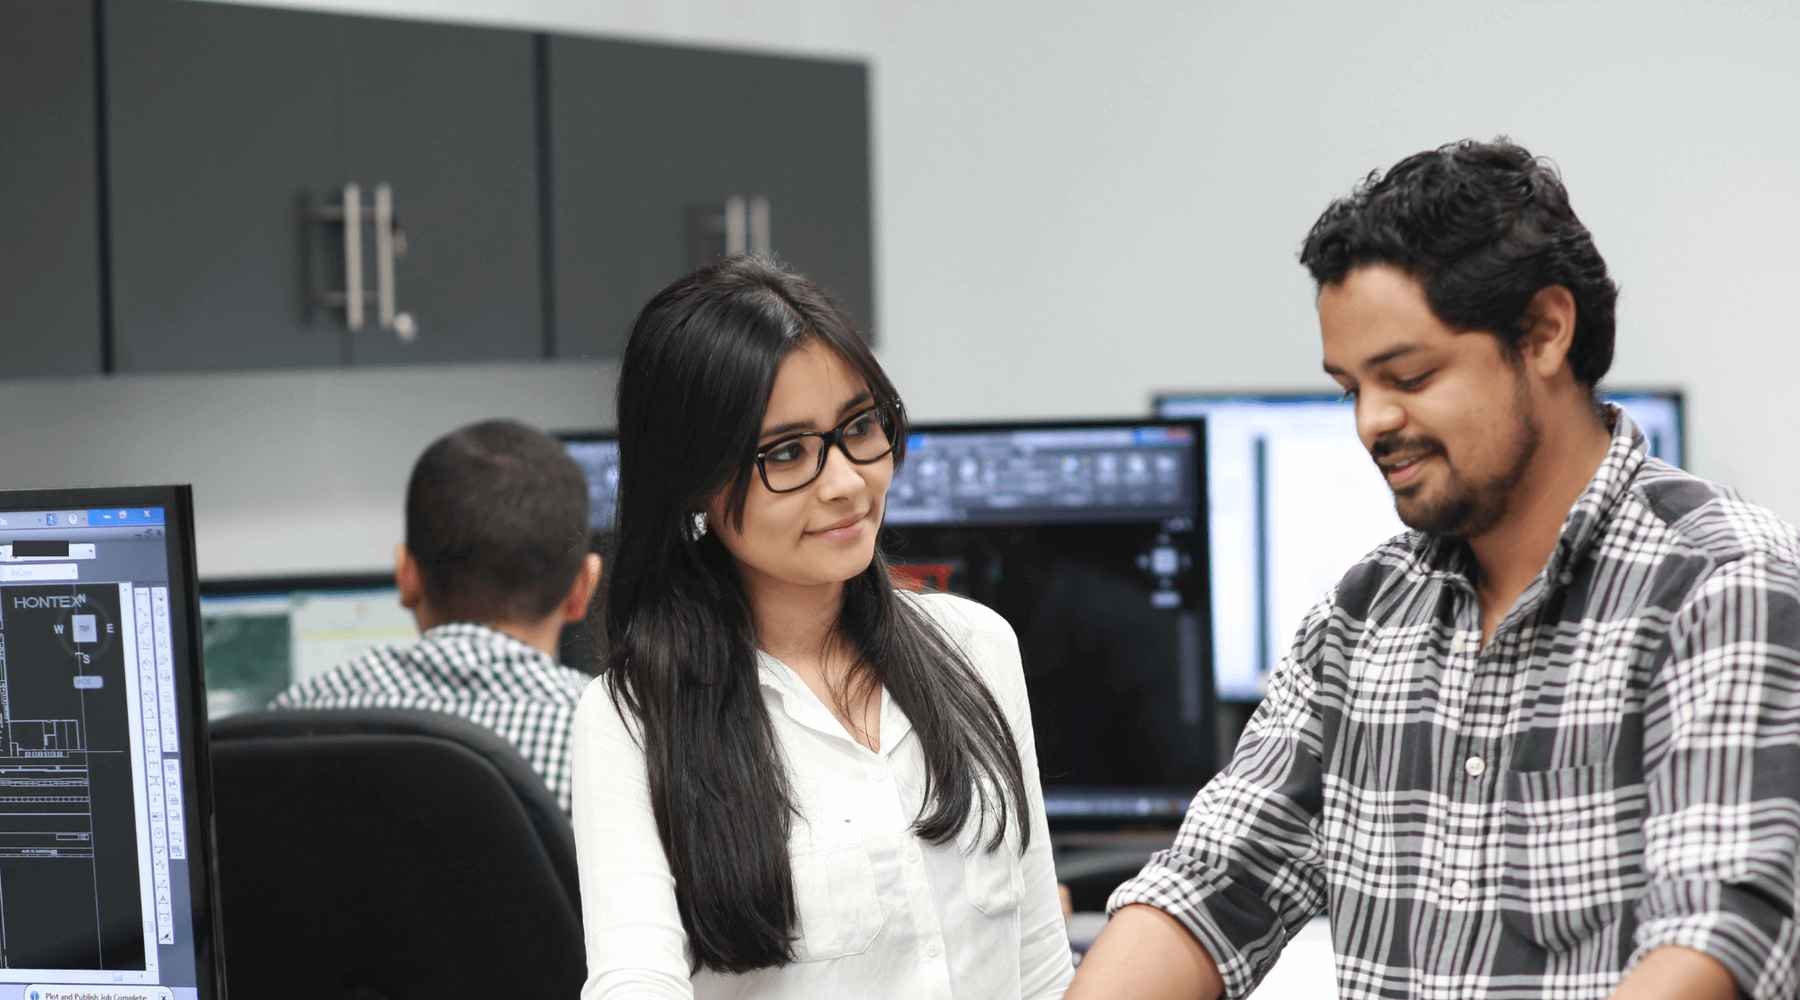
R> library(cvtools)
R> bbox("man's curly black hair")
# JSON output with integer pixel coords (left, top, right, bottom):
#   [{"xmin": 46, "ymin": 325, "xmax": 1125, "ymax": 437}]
[{"xmin": 1299, "ymin": 137, "xmax": 1618, "ymax": 389}]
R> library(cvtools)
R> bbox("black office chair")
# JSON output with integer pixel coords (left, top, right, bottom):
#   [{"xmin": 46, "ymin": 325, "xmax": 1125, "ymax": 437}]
[{"xmin": 209, "ymin": 709, "xmax": 585, "ymax": 1000}]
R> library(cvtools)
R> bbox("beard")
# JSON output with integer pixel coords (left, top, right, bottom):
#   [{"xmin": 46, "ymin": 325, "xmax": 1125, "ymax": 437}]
[{"xmin": 1375, "ymin": 373, "xmax": 1541, "ymax": 538}]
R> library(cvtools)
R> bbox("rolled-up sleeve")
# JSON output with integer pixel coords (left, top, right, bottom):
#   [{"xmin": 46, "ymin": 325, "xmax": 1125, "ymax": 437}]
[
  {"xmin": 1106, "ymin": 596, "xmax": 1332, "ymax": 999},
  {"xmin": 1633, "ymin": 551, "xmax": 1800, "ymax": 1000}
]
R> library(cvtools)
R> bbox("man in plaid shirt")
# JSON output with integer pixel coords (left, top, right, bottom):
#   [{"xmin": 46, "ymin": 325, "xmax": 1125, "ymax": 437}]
[
  {"xmin": 272, "ymin": 420, "xmax": 602, "ymax": 813},
  {"xmin": 1071, "ymin": 139, "xmax": 1799, "ymax": 999}
]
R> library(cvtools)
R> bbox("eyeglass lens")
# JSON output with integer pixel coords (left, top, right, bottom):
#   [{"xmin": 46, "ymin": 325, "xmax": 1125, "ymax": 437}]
[{"xmin": 761, "ymin": 409, "xmax": 894, "ymax": 492}]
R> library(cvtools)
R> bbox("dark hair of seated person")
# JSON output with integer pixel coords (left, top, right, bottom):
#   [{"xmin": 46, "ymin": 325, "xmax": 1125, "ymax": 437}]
[{"xmin": 405, "ymin": 419, "xmax": 592, "ymax": 625}]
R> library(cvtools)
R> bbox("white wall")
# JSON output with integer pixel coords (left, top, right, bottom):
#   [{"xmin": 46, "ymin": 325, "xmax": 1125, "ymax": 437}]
[
  {"xmin": 0, "ymin": 362, "xmax": 616, "ymax": 575},
  {"xmin": 16, "ymin": 0, "xmax": 1800, "ymax": 577}
]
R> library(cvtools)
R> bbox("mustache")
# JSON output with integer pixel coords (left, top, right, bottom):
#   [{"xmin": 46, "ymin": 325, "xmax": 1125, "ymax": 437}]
[{"xmin": 1370, "ymin": 435, "xmax": 1443, "ymax": 463}]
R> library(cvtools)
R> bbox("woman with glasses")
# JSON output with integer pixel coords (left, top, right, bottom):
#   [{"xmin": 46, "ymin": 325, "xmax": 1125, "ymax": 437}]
[{"xmin": 570, "ymin": 256, "xmax": 1073, "ymax": 999}]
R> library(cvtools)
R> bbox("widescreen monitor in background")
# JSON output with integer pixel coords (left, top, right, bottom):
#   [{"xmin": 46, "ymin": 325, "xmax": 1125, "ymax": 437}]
[
  {"xmin": 1154, "ymin": 389, "xmax": 1686, "ymax": 702},
  {"xmin": 882, "ymin": 419, "xmax": 1213, "ymax": 828},
  {"xmin": 0, "ymin": 486, "xmax": 227, "ymax": 998},
  {"xmin": 198, "ymin": 575, "xmax": 414, "ymax": 718}
]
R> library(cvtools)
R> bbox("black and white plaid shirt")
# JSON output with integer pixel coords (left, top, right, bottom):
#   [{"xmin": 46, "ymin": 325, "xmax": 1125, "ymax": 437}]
[
  {"xmin": 270, "ymin": 622, "xmax": 591, "ymax": 813},
  {"xmin": 1110, "ymin": 406, "xmax": 1800, "ymax": 999}
]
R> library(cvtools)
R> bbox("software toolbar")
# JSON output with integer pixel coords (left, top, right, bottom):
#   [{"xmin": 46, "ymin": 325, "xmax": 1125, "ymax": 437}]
[{"xmin": 887, "ymin": 426, "xmax": 1199, "ymax": 525}]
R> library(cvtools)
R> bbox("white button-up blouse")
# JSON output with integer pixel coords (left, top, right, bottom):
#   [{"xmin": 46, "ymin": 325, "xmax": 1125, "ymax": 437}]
[{"xmin": 572, "ymin": 591, "xmax": 1074, "ymax": 999}]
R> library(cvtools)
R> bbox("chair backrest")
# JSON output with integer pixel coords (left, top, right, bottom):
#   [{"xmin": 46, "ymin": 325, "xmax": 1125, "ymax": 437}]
[{"xmin": 210, "ymin": 709, "xmax": 585, "ymax": 1000}]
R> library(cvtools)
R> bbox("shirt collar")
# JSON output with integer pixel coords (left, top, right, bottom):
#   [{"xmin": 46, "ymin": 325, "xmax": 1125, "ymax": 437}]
[
  {"xmin": 756, "ymin": 649, "xmax": 912, "ymax": 756},
  {"xmin": 417, "ymin": 621, "xmax": 561, "ymax": 670},
  {"xmin": 1547, "ymin": 402, "xmax": 1649, "ymax": 579},
  {"xmin": 756, "ymin": 649, "xmax": 801, "ymax": 693},
  {"xmin": 1415, "ymin": 402, "xmax": 1648, "ymax": 583}
]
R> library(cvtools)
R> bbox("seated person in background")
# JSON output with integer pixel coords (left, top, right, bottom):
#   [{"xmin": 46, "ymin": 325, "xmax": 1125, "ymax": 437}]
[
  {"xmin": 1069, "ymin": 138, "xmax": 1800, "ymax": 1000},
  {"xmin": 272, "ymin": 419, "xmax": 602, "ymax": 814}
]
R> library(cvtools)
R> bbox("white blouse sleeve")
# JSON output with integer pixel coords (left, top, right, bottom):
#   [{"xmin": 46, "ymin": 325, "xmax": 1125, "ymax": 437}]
[
  {"xmin": 571, "ymin": 679, "xmax": 696, "ymax": 1000},
  {"xmin": 955, "ymin": 597, "xmax": 1077, "ymax": 998}
]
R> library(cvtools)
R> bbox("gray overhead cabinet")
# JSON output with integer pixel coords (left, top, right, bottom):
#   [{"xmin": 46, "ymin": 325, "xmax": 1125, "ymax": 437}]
[
  {"xmin": 545, "ymin": 38, "xmax": 875, "ymax": 357},
  {"xmin": 104, "ymin": 0, "xmax": 543, "ymax": 372},
  {"xmin": 0, "ymin": 0, "xmax": 872, "ymax": 377},
  {"xmin": 0, "ymin": 0, "xmax": 104, "ymax": 377}
]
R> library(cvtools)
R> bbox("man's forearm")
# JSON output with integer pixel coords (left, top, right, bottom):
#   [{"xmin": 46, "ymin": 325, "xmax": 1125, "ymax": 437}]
[
  {"xmin": 1608, "ymin": 945, "xmax": 1737, "ymax": 1000},
  {"xmin": 1066, "ymin": 904, "xmax": 1225, "ymax": 1000}
]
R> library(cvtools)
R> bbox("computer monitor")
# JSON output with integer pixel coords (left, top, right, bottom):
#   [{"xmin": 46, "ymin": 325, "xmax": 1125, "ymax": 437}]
[
  {"xmin": 198, "ymin": 575, "xmax": 415, "ymax": 718},
  {"xmin": 1153, "ymin": 388, "xmax": 1686, "ymax": 702},
  {"xmin": 558, "ymin": 431, "xmax": 619, "ymax": 535},
  {"xmin": 0, "ymin": 485, "xmax": 226, "ymax": 998},
  {"xmin": 882, "ymin": 419, "xmax": 1213, "ymax": 828},
  {"xmin": 552, "ymin": 431, "xmax": 621, "ymax": 674},
  {"xmin": 1609, "ymin": 390, "xmax": 1686, "ymax": 468}
]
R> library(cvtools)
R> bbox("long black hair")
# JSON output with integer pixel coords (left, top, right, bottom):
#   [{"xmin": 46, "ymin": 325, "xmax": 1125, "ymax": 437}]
[{"xmin": 603, "ymin": 255, "xmax": 1032, "ymax": 974}]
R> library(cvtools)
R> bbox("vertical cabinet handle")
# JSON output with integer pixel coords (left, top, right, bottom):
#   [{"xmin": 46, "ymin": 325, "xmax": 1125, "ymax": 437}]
[
  {"xmin": 373, "ymin": 184, "xmax": 416, "ymax": 342},
  {"xmin": 374, "ymin": 183, "xmax": 394, "ymax": 331},
  {"xmin": 311, "ymin": 182, "xmax": 414, "ymax": 341},
  {"xmin": 721, "ymin": 194, "xmax": 771, "ymax": 257},
  {"xmin": 343, "ymin": 182, "xmax": 364, "ymax": 331}
]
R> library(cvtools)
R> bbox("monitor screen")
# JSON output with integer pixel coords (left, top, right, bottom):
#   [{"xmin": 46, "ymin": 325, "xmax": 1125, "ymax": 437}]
[
  {"xmin": 199, "ymin": 576, "xmax": 414, "ymax": 718},
  {"xmin": 1609, "ymin": 390, "xmax": 1686, "ymax": 468},
  {"xmin": 882, "ymin": 420, "xmax": 1212, "ymax": 827},
  {"xmin": 1154, "ymin": 389, "xmax": 1686, "ymax": 702},
  {"xmin": 558, "ymin": 432, "xmax": 619, "ymax": 535},
  {"xmin": 0, "ymin": 486, "xmax": 225, "ymax": 998}
]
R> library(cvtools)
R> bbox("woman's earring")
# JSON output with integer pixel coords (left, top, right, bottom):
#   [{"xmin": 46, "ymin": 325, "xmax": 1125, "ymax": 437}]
[{"xmin": 687, "ymin": 511, "xmax": 709, "ymax": 541}]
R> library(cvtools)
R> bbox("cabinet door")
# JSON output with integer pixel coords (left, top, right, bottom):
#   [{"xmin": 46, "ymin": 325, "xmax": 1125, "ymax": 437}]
[
  {"xmin": 0, "ymin": 0, "xmax": 102, "ymax": 377},
  {"xmin": 547, "ymin": 39, "xmax": 874, "ymax": 358},
  {"xmin": 105, "ymin": 0, "xmax": 346, "ymax": 372},
  {"xmin": 338, "ymin": 18, "xmax": 543, "ymax": 366}
]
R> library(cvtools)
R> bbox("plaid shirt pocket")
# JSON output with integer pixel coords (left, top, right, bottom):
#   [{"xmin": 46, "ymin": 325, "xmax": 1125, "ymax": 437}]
[{"xmin": 1499, "ymin": 762, "xmax": 1650, "ymax": 951}]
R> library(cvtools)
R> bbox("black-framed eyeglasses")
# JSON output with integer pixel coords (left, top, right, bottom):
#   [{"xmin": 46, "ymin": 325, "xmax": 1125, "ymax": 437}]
[{"xmin": 753, "ymin": 404, "xmax": 898, "ymax": 493}]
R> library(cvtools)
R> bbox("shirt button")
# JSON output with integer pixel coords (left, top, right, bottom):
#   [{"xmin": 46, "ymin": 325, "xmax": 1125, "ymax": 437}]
[
  {"xmin": 924, "ymin": 940, "xmax": 942, "ymax": 958},
  {"xmin": 1464, "ymin": 756, "xmax": 1487, "ymax": 779},
  {"xmin": 905, "ymin": 846, "xmax": 921, "ymax": 864},
  {"xmin": 1450, "ymin": 879, "xmax": 1472, "ymax": 901}
]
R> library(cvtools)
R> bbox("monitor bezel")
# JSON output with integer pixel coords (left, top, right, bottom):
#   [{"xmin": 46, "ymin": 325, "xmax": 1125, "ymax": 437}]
[
  {"xmin": 552, "ymin": 428, "xmax": 617, "ymax": 447},
  {"xmin": 888, "ymin": 416, "xmax": 1216, "ymax": 830},
  {"xmin": 198, "ymin": 572, "xmax": 396, "ymax": 599},
  {"xmin": 0, "ymin": 484, "xmax": 227, "ymax": 999},
  {"xmin": 1152, "ymin": 386, "xmax": 1689, "ymax": 467}
]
